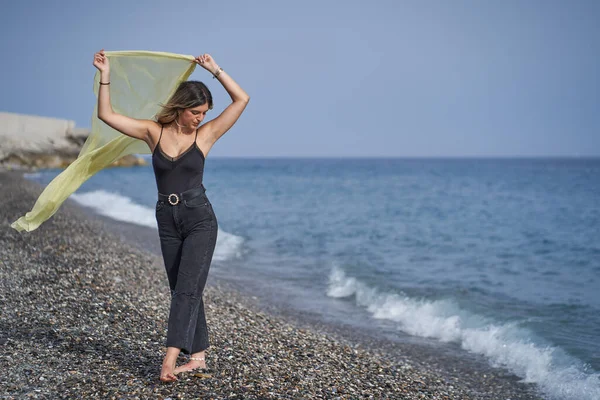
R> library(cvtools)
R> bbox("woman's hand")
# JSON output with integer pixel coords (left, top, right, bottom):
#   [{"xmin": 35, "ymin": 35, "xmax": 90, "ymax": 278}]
[
  {"xmin": 194, "ymin": 53, "xmax": 219, "ymax": 75},
  {"xmin": 93, "ymin": 49, "xmax": 109, "ymax": 73}
]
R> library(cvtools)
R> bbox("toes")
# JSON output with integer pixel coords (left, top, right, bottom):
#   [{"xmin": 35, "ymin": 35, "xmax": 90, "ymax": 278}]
[{"xmin": 159, "ymin": 373, "xmax": 178, "ymax": 382}]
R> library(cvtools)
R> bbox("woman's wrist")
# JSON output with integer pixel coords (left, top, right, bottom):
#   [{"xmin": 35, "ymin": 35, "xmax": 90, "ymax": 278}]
[{"xmin": 211, "ymin": 65, "xmax": 223, "ymax": 79}]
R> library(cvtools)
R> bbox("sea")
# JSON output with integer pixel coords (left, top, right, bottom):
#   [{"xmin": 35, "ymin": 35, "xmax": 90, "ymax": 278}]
[{"xmin": 24, "ymin": 157, "xmax": 600, "ymax": 400}]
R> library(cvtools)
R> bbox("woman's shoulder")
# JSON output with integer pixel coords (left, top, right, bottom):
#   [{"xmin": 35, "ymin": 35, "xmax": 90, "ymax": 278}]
[
  {"xmin": 145, "ymin": 120, "xmax": 166, "ymax": 146},
  {"xmin": 146, "ymin": 119, "xmax": 165, "ymax": 132}
]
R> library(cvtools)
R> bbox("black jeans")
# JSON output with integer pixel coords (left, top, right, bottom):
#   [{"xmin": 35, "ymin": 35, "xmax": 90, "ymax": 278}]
[{"xmin": 155, "ymin": 186, "xmax": 218, "ymax": 354}]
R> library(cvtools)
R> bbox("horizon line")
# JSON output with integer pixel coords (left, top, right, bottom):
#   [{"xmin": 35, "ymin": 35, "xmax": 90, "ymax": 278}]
[{"xmin": 136, "ymin": 154, "xmax": 600, "ymax": 160}]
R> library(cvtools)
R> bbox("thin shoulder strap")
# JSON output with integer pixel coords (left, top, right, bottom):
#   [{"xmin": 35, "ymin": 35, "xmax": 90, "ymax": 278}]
[
  {"xmin": 158, "ymin": 124, "xmax": 164, "ymax": 144},
  {"xmin": 153, "ymin": 124, "xmax": 164, "ymax": 154},
  {"xmin": 194, "ymin": 128, "xmax": 199, "ymax": 141}
]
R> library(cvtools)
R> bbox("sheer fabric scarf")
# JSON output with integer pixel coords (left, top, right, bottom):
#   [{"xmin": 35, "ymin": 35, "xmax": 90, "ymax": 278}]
[{"xmin": 11, "ymin": 51, "xmax": 196, "ymax": 232}]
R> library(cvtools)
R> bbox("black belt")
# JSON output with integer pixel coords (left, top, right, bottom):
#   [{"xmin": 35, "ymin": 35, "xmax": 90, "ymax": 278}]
[{"xmin": 158, "ymin": 186, "xmax": 206, "ymax": 206}]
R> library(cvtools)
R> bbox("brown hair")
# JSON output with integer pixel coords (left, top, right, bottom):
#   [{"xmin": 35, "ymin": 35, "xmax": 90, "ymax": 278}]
[{"xmin": 155, "ymin": 81, "xmax": 213, "ymax": 124}]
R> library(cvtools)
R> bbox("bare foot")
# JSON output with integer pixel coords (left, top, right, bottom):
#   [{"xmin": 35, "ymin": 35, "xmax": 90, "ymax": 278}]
[
  {"xmin": 173, "ymin": 358, "xmax": 206, "ymax": 374},
  {"xmin": 160, "ymin": 363, "xmax": 178, "ymax": 382},
  {"xmin": 160, "ymin": 355, "xmax": 179, "ymax": 382}
]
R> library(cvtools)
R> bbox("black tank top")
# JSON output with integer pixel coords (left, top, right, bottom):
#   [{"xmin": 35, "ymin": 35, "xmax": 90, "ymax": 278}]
[{"xmin": 152, "ymin": 124, "xmax": 205, "ymax": 194}]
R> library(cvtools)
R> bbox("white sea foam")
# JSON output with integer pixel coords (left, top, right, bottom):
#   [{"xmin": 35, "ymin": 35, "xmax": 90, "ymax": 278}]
[
  {"xmin": 327, "ymin": 266, "xmax": 600, "ymax": 400},
  {"xmin": 70, "ymin": 190, "xmax": 244, "ymax": 262},
  {"xmin": 22, "ymin": 172, "xmax": 41, "ymax": 179},
  {"xmin": 71, "ymin": 190, "xmax": 158, "ymax": 228},
  {"xmin": 212, "ymin": 230, "xmax": 245, "ymax": 262}
]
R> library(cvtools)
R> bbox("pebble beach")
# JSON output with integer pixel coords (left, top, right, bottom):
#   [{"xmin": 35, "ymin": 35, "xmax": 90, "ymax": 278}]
[{"xmin": 0, "ymin": 171, "xmax": 543, "ymax": 399}]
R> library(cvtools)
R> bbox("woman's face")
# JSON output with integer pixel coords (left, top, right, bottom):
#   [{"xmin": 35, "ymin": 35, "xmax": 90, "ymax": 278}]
[{"xmin": 179, "ymin": 104, "xmax": 210, "ymax": 128}]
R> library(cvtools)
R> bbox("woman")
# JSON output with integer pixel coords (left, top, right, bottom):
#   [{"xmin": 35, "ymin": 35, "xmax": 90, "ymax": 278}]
[{"xmin": 93, "ymin": 49, "xmax": 250, "ymax": 382}]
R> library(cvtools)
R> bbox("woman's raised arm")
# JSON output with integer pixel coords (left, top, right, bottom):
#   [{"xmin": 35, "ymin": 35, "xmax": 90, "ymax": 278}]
[
  {"xmin": 93, "ymin": 50, "xmax": 154, "ymax": 143},
  {"xmin": 195, "ymin": 54, "xmax": 250, "ymax": 144}
]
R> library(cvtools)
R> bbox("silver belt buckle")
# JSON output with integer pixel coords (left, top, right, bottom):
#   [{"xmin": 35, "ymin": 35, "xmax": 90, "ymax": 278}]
[{"xmin": 168, "ymin": 193, "xmax": 180, "ymax": 205}]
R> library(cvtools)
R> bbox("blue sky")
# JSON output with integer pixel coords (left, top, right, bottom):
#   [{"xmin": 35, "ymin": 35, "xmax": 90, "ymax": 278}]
[{"xmin": 1, "ymin": 0, "xmax": 598, "ymax": 157}]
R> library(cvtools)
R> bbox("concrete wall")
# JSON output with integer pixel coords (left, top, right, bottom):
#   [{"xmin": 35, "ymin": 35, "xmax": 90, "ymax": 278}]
[
  {"xmin": 0, "ymin": 112, "xmax": 87, "ymax": 158},
  {"xmin": 0, "ymin": 112, "xmax": 146, "ymax": 169}
]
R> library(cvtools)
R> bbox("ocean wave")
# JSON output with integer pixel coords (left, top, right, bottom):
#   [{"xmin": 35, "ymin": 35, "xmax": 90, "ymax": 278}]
[
  {"xmin": 327, "ymin": 266, "xmax": 600, "ymax": 400},
  {"xmin": 70, "ymin": 190, "xmax": 244, "ymax": 262},
  {"xmin": 22, "ymin": 172, "xmax": 42, "ymax": 179}
]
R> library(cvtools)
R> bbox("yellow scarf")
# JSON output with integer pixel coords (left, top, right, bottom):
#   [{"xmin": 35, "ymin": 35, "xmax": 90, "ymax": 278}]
[{"xmin": 11, "ymin": 51, "xmax": 196, "ymax": 232}]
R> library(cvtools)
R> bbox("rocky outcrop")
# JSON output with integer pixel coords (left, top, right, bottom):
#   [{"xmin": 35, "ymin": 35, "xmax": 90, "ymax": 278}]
[{"xmin": 0, "ymin": 112, "xmax": 147, "ymax": 170}]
